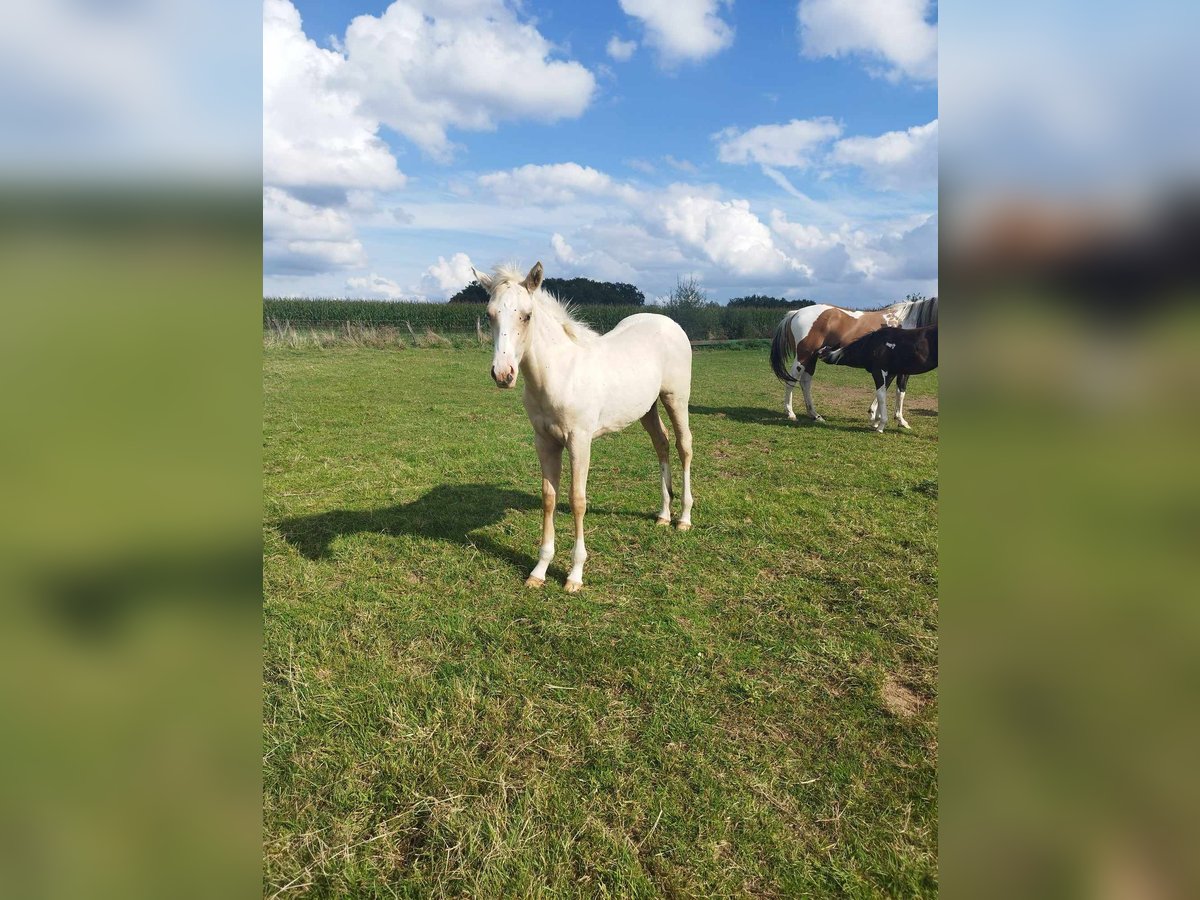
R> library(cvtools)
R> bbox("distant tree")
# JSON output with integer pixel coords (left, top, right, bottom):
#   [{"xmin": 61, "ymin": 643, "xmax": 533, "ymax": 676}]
[
  {"xmin": 726, "ymin": 294, "xmax": 812, "ymax": 309},
  {"xmin": 447, "ymin": 276, "xmax": 645, "ymax": 305},
  {"xmin": 545, "ymin": 277, "xmax": 644, "ymax": 306},
  {"xmin": 665, "ymin": 275, "xmax": 713, "ymax": 309},
  {"xmin": 904, "ymin": 292, "xmax": 928, "ymax": 303},
  {"xmin": 447, "ymin": 282, "xmax": 489, "ymax": 304}
]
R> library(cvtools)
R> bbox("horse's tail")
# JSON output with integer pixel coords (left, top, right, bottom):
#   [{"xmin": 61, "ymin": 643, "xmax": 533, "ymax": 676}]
[{"xmin": 770, "ymin": 312, "xmax": 799, "ymax": 383}]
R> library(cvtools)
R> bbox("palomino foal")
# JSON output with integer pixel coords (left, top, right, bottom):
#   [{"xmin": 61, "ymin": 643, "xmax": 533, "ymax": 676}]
[{"xmin": 477, "ymin": 262, "xmax": 694, "ymax": 592}]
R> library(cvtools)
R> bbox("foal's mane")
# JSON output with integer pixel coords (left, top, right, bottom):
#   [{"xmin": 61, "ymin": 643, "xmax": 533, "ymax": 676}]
[{"xmin": 491, "ymin": 264, "xmax": 599, "ymax": 344}]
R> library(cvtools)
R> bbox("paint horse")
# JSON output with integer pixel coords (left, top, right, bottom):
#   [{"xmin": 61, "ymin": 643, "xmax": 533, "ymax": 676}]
[
  {"xmin": 477, "ymin": 262, "xmax": 695, "ymax": 592},
  {"xmin": 770, "ymin": 297, "xmax": 938, "ymax": 426},
  {"xmin": 819, "ymin": 325, "xmax": 938, "ymax": 432}
]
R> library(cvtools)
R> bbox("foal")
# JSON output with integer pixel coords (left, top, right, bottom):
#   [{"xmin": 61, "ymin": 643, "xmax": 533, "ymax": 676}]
[
  {"xmin": 477, "ymin": 262, "xmax": 694, "ymax": 591},
  {"xmin": 820, "ymin": 325, "xmax": 938, "ymax": 432}
]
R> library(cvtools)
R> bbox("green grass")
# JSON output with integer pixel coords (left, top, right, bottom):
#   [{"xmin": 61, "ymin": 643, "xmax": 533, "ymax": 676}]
[{"xmin": 264, "ymin": 346, "xmax": 938, "ymax": 898}]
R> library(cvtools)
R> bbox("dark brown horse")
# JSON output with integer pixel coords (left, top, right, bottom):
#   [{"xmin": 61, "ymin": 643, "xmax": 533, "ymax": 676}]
[
  {"xmin": 770, "ymin": 297, "xmax": 938, "ymax": 422},
  {"xmin": 820, "ymin": 325, "xmax": 938, "ymax": 432}
]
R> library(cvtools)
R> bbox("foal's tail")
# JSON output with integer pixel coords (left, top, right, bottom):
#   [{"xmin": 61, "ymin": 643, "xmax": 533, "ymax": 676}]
[{"xmin": 770, "ymin": 312, "xmax": 799, "ymax": 383}]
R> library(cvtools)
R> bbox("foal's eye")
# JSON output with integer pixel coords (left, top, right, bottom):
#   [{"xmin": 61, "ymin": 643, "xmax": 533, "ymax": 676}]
[{"xmin": 521, "ymin": 314, "xmax": 531, "ymax": 323}]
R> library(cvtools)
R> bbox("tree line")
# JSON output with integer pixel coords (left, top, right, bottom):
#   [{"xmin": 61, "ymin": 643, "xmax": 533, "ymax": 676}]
[
  {"xmin": 449, "ymin": 276, "xmax": 646, "ymax": 306},
  {"xmin": 448, "ymin": 275, "xmax": 814, "ymax": 309}
]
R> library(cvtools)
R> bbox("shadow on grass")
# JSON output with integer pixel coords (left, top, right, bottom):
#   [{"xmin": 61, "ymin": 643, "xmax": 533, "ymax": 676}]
[
  {"xmin": 277, "ymin": 484, "xmax": 541, "ymax": 574},
  {"xmin": 276, "ymin": 483, "xmax": 673, "ymax": 576},
  {"xmin": 690, "ymin": 405, "xmax": 880, "ymax": 433}
]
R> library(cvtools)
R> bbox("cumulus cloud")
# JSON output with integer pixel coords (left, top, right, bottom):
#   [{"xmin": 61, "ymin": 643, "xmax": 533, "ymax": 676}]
[
  {"xmin": 423, "ymin": 252, "xmax": 476, "ymax": 296},
  {"xmin": 649, "ymin": 189, "xmax": 807, "ymax": 279},
  {"xmin": 477, "ymin": 162, "xmax": 641, "ymax": 205},
  {"xmin": 341, "ymin": 0, "xmax": 596, "ymax": 161},
  {"xmin": 263, "ymin": 0, "xmax": 405, "ymax": 191},
  {"xmin": 263, "ymin": 187, "xmax": 367, "ymax": 275},
  {"xmin": 714, "ymin": 117, "xmax": 843, "ymax": 168},
  {"xmin": 797, "ymin": 0, "xmax": 937, "ymax": 82},
  {"xmin": 619, "ymin": 0, "xmax": 733, "ymax": 66},
  {"xmin": 771, "ymin": 209, "xmax": 937, "ymax": 286},
  {"xmin": 346, "ymin": 272, "xmax": 408, "ymax": 299},
  {"xmin": 830, "ymin": 119, "xmax": 938, "ymax": 190},
  {"xmin": 606, "ymin": 36, "xmax": 637, "ymax": 62},
  {"xmin": 550, "ymin": 232, "xmax": 578, "ymax": 265}
]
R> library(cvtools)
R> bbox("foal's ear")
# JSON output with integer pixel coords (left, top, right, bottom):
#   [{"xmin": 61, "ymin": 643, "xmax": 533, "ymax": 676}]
[
  {"xmin": 523, "ymin": 261, "xmax": 544, "ymax": 292},
  {"xmin": 471, "ymin": 266, "xmax": 493, "ymax": 291}
]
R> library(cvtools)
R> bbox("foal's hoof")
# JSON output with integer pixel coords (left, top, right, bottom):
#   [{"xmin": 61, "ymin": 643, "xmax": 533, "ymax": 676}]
[
  {"xmin": 676, "ymin": 521, "xmax": 692, "ymax": 532},
  {"xmin": 786, "ymin": 413, "xmax": 797, "ymax": 421},
  {"xmin": 564, "ymin": 579, "xmax": 583, "ymax": 593},
  {"xmin": 814, "ymin": 415, "xmax": 826, "ymax": 424},
  {"xmin": 656, "ymin": 516, "xmax": 671, "ymax": 526},
  {"xmin": 525, "ymin": 576, "xmax": 545, "ymax": 588}
]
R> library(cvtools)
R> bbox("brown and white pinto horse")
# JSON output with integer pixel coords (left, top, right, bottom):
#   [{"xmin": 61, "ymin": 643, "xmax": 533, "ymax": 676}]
[{"xmin": 769, "ymin": 296, "xmax": 937, "ymax": 424}]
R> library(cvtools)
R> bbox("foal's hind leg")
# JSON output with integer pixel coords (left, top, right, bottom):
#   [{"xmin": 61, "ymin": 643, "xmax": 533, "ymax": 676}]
[
  {"xmin": 662, "ymin": 394, "xmax": 694, "ymax": 530},
  {"xmin": 640, "ymin": 405, "xmax": 673, "ymax": 525}
]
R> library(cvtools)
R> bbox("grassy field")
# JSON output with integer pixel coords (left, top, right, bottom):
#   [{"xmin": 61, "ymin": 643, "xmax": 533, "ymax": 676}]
[{"xmin": 263, "ymin": 345, "xmax": 938, "ymax": 897}]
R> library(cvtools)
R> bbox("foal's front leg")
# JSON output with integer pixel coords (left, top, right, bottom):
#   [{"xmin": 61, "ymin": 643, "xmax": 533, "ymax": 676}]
[
  {"xmin": 526, "ymin": 433, "xmax": 562, "ymax": 588},
  {"xmin": 871, "ymin": 370, "xmax": 888, "ymax": 432},
  {"xmin": 564, "ymin": 435, "xmax": 591, "ymax": 592}
]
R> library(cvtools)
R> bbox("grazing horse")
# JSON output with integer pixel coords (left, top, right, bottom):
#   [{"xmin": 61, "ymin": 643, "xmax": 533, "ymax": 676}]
[
  {"xmin": 770, "ymin": 296, "xmax": 938, "ymax": 424},
  {"xmin": 476, "ymin": 262, "xmax": 694, "ymax": 592},
  {"xmin": 819, "ymin": 325, "xmax": 938, "ymax": 432}
]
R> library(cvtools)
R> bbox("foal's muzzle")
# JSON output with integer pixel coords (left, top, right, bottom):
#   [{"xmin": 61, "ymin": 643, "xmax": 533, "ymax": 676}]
[{"xmin": 491, "ymin": 365, "xmax": 516, "ymax": 389}]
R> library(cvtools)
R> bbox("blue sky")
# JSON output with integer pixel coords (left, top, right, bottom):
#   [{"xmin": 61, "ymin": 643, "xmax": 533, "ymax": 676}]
[{"xmin": 264, "ymin": 0, "xmax": 938, "ymax": 304}]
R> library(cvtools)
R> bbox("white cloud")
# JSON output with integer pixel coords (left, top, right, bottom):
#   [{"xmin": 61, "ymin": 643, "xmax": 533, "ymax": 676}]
[
  {"xmin": 263, "ymin": 187, "xmax": 367, "ymax": 274},
  {"xmin": 714, "ymin": 117, "xmax": 843, "ymax": 168},
  {"xmin": 649, "ymin": 189, "xmax": 807, "ymax": 279},
  {"xmin": 771, "ymin": 209, "xmax": 937, "ymax": 285},
  {"xmin": 549, "ymin": 232, "xmax": 638, "ymax": 282},
  {"xmin": 477, "ymin": 162, "xmax": 641, "ymax": 205},
  {"xmin": 664, "ymin": 155, "xmax": 698, "ymax": 173},
  {"xmin": 830, "ymin": 119, "xmax": 938, "ymax": 190},
  {"xmin": 625, "ymin": 158, "xmax": 657, "ymax": 175},
  {"xmin": 346, "ymin": 272, "xmax": 407, "ymax": 299},
  {"xmin": 423, "ymin": 252, "xmax": 476, "ymax": 296},
  {"xmin": 341, "ymin": 0, "xmax": 596, "ymax": 161},
  {"xmin": 263, "ymin": 0, "xmax": 405, "ymax": 191},
  {"xmin": 619, "ymin": 0, "xmax": 733, "ymax": 66},
  {"xmin": 550, "ymin": 232, "xmax": 578, "ymax": 265},
  {"xmin": 606, "ymin": 36, "xmax": 637, "ymax": 62},
  {"xmin": 797, "ymin": 0, "xmax": 937, "ymax": 82}
]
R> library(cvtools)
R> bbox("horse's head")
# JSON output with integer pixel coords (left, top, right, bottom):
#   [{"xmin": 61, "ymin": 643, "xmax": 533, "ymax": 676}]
[{"xmin": 474, "ymin": 262, "xmax": 543, "ymax": 389}]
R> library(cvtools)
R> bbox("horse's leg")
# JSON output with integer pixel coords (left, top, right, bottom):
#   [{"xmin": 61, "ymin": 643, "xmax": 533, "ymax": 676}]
[
  {"xmin": 526, "ymin": 432, "xmax": 562, "ymax": 587},
  {"xmin": 872, "ymin": 373, "xmax": 896, "ymax": 423},
  {"xmin": 663, "ymin": 395, "xmax": 694, "ymax": 530},
  {"xmin": 800, "ymin": 357, "xmax": 824, "ymax": 423},
  {"xmin": 784, "ymin": 361, "xmax": 801, "ymax": 420},
  {"xmin": 895, "ymin": 374, "xmax": 911, "ymax": 429},
  {"xmin": 872, "ymin": 370, "xmax": 888, "ymax": 433},
  {"xmin": 640, "ymin": 405, "xmax": 673, "ymax": 525},
  {"xmin": 564, "ymin": 435, "xmax": 591, "ymax": 592}
]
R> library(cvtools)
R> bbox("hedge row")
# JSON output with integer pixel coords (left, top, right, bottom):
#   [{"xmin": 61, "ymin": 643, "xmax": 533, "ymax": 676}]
[{"xmin": 264, "ymin": 298, "xmax": 789, "ymax": 341}]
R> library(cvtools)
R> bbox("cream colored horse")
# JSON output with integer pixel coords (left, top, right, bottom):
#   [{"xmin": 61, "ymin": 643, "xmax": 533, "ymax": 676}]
[{"xmin": 476, "ymin": 262, "xmax": 694, "ymax": 592}]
